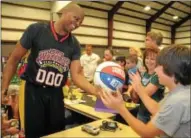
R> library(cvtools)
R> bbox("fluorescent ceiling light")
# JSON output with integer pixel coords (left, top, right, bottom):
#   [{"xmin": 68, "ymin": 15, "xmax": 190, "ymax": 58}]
[
  {"xmin": 173, "ymin": 16, "xmax": 179, "ymax": 20},
  {"xmin": 144, "ymin": 6, "xmax": 151, "ymax": 11}
]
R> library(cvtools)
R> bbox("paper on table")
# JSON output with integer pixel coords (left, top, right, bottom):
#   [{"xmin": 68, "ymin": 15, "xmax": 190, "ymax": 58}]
[{"xmin": 65, "ymin": 99, "xmax": 86, "ymax": 105}]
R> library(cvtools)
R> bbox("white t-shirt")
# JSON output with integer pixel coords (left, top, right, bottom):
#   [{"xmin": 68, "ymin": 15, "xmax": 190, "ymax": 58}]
[{"xmin": 80, "ymin": 53, "xmax": 100, "ymax": 81}]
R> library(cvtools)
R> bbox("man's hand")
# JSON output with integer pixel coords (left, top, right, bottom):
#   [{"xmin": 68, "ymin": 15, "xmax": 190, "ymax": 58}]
[
  {"xmin": 2, "ymin": 119, "xmax": 18, "ymax": 129},
  {"xmin": 93, "ymin": 85, "xmax": 103, "ymax": 97},
  {"xmin": 2, "ymin": 119, "xmax": 11, "ymax": 129},
  {"xmin": 5, "ymin": 127, "xmax": 19, "ymax": 135}
]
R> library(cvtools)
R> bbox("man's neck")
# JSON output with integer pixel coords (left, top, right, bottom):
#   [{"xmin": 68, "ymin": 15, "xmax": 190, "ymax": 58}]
[{"xmin": 54, "ymin": 21, "xmax": 68, "ymax": 36}]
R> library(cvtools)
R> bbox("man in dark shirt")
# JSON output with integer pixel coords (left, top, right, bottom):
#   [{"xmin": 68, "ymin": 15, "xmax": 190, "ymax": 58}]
[{"xmin": 2, "ymin": 4, "xmax": 100, "ymax": 138}]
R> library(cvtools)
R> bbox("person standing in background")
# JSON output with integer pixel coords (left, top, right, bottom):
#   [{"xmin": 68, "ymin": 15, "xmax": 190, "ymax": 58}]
[
  {"xmin": 80, "ymin": 44, "xmax": 100, "ymax": 83},
  {"xmin": 103, "ymin": 49, "xmax": 114, "ymax": 62},
  {"xmin": 145, "ymin": 31, "xmax": 163, "ymax": 48},
  {"xmin": 128, "ymin": 47, "xmax": 143, "ymax": 69}
]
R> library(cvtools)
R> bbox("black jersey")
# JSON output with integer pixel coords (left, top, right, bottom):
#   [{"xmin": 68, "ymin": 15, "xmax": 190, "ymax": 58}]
[{"xmin": 20, "ymin": 21, "xmax": 81, "ymax": 88}]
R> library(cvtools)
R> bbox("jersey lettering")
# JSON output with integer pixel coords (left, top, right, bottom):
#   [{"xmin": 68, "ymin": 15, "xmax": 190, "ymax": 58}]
[
  {"xmin": 54, "ymin": 74, "xmax": 63, "ymax": 87},
  {"xmin": 36, "ymin": 69, "xmax": 46, "ymax": 83},
  {"xmin": 36, "ymin": 69, "xmax": 63, "ymax": 87},
  {"xmin": 45, "ymin": 71, "xmax": 55, "ymax": 86}
]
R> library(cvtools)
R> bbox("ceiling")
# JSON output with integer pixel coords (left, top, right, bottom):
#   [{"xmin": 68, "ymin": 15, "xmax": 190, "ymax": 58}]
[{"xmin": 77, "ymin": 1, "xmax": 191, "ymax": 27}]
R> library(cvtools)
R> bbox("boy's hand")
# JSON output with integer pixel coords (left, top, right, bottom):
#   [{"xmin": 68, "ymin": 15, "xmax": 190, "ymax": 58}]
[
  {"xmin": 129, "ymin": 72, "xmax": 142, "ymax": 93},
  {"xmin": 98, "ymin": 88, "xmax": 125, "ymax": 111}
]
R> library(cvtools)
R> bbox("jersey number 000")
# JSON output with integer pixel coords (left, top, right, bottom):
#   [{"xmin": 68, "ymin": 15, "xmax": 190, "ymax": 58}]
[{"xmin": 36, "ymin": 69, "xmax": 63, "ymax": 87}]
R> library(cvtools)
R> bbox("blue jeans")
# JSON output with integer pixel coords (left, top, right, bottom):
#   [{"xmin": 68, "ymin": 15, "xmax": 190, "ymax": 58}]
[{"xmin": 137, "ymin": 113, "xmax": 150, "ymax": 123}]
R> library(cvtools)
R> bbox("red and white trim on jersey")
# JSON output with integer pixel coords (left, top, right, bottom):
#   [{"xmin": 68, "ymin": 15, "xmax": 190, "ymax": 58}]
[{"xmin": 50, "ymin": 21, "xmax": 69, "ymax": 43}]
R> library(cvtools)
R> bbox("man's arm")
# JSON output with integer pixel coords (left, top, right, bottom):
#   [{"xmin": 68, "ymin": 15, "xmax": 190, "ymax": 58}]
[
  {"xmin": 2, "ymin": 43, "xmax": 27, "ymax": 96},
  {"xmin": 118, "ymin": 105, "xmax": 164, "ymax": 137},
  {"xmin": 70, "ymin": 60, "xmax": 98, "ymax": 96}
]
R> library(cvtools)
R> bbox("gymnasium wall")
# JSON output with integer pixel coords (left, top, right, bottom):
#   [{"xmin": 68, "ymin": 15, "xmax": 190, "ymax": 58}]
[
  {"xmin": 113, "ymin": 15, "xmax": 145, "ymax": 48},
  {"xmin": 54, "ymin": 3, "xmax": 172, "ymax": 57},
  {"xmin": 1, "ymin": 1, "xmax": 189, "ymax": 58},
  {"xmin": 73, "ymin": 8, "xmax": 108, "ymax": 47},
  {"xmin": 175, "ymin": 19, "xmax": 191, "ymax": 48},
  {"xmin": 1, "ymin": 1, "xmax": 51, "ymax": 56}
]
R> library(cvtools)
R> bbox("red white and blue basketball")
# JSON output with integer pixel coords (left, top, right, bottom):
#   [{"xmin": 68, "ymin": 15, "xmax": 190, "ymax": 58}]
[{"xmin": 94, "ymin": 61, "xmax": 125, "ymax": 92}]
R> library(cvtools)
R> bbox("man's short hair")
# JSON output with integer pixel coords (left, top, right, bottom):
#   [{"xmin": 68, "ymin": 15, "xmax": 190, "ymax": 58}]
[
  {"xmin": 147, "ymin": 31, "xmax": 163, "ymax": 46},
  {"xmin": 127, "ymin": 55, "xmax": 138, "ymax": 64},
  {"xmin": 105, "ymin": 49, "xmax": 114, "ymax": 56},
  {"xmin": 157, "ymin": 45, "xmax": 191, "ymax": 85},
  {"xmin": 85, "ymin": 44, "xmax": 92, "ymax": 49}
]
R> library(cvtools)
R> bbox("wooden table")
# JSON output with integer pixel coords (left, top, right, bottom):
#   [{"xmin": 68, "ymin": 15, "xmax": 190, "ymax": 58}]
[
  {"xmin": 43, "ymin": 119, "xmax": 140, "ymax": 138},
  {"xmin": 63, "ymin": 88, "xmax": 139, "ymax": 120},
  {"xmin": 64, "ymin": 98, "xmax": 115, "ymax": 120}
]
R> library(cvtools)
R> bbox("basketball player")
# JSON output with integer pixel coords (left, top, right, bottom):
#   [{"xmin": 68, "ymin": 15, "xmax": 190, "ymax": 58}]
[{"xmin": 2, "ymin": 4, "xmax": 100, "ymax": 138}]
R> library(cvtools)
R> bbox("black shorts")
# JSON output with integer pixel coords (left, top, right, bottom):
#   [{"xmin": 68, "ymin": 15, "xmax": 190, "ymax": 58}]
[{"xmin": 24, "ymin": 81, "xmax": 65, "ymax": 138}]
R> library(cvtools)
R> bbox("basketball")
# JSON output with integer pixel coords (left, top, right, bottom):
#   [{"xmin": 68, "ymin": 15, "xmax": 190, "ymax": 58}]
[{"xmin": 94, "ymin": 61, "xmax": 126, "ymax": 92}]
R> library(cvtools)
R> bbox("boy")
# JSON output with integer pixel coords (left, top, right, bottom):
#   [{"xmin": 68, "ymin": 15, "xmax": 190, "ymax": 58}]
[{"xmin": 125, "ymin": 55, "xmax": 138, "ymax": 96}]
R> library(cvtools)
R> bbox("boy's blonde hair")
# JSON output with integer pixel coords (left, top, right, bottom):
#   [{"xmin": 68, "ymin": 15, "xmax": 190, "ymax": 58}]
[{"xmin": 129, "ymin": 47, "xmax": 143, "ymax": 58}]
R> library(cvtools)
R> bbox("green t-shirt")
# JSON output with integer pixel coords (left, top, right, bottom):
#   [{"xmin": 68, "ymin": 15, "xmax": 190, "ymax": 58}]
[{"xmin": 138, "ymin": 72, "xmax": 165, "ymax": 118}]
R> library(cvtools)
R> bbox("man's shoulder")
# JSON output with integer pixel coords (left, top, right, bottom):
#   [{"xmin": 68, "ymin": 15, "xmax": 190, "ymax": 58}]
[
  {"xmin": 80, "ymin": 54, "xmax": 87, "ymax": 59},
  {"xmin": 29, "ymin": 22, "xmax": 49, "ymax": 29},
  {"xmin": 92, "ymin": 53, "xmax": 100, "ymax": 57},
  {"xmin": 70, "ymin": 34, "xmax": 80, "ymax": 44}
]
